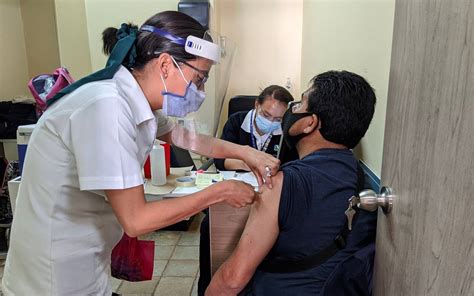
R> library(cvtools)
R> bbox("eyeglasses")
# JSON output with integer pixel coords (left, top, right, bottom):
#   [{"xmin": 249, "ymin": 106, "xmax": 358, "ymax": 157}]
[
  {"xmin": 290, "ymin": 101, "xmax": 304, "ymax": 113},
  {"xmin": 174, "ymin": 58, "xmax": 209, "ymax": 88}
]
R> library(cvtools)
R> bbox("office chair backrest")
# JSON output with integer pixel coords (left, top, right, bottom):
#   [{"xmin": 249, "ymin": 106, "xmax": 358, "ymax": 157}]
[
  {"xmin": 170, "ymin": 145, "xmax": 196, "ymax": 169},
  {"xmin": 199, "ymin": 95, "xmax": 256, "ymax": 171},
  {"xmin": 228, "ymin": 95, "xmax": 257, "ymax": 117}
]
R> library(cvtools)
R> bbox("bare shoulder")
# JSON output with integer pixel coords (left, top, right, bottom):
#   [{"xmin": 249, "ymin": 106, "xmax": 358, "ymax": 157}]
[{"xmin": 254, "ymin": 171, "xmax": 284, "ymax": 211}]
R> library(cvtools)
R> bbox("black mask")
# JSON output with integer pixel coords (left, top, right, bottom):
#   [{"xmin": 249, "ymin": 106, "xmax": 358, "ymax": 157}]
[{"xmin": 281, "ymin": 108, "xmax": 313, "ymax": 150}]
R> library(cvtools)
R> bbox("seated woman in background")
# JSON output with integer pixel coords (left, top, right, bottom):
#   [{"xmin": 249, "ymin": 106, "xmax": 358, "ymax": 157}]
[
  {"xmin": 206, "ymin": 71, "xmax": 378, "ymax": 296},
  {"xmin": 198, "ymin": 85, "xmax": 294, "ymax": 295},
  {"xmin": 213, "ymin": 85, "xmax": 295, "ymax": 171}
]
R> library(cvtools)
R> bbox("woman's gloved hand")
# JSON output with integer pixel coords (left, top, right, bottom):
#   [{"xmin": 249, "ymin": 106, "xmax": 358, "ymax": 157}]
[
  {"xmin": 241, "ymin": 146, "xmax": 280, "ymax": 189},
  {"xmin": 215, "ymin": 180, "xmax": 258, "ymax": 208}
]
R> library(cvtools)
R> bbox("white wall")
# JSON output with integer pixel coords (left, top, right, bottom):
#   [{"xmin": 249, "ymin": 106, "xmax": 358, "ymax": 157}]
[
  {"xmin": 55, "ymin": 0, "xmax": 92, "ymax": 79},
  {"xmin": 20, "ymin": 0, "xmax": 60, "ymax": 78},
  {"xmin": 301, "ymin": 0, "xmax": 396, "ymax": 176},
  {"xmin": 217, "ymin": 0, "xmax": 304, "ymax": 126},
  {"xmin": 0, "ymin": 0, "xmax": 30, "ymax": 100},
  {"xmin": 84, "ymin": 0, "xmax": 178, "ymax": 71}
]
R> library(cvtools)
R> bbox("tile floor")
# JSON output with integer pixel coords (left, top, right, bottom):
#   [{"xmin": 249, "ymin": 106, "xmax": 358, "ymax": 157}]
[{"xmin": 0, "ymin": 213, "xmax": 205, "ymax": 296}]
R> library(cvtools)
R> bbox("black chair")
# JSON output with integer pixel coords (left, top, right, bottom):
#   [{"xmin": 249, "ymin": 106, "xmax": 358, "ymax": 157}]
[
  {"xmin": 170, "ymin": 144, "xmax": 196, "ymax": 169},
  {"xmin": 199, "ymin": 95, "xmax": 258, "ymax": 171},
  {"xmin": 227, "ymin": 95, "xmax": 258, "ymax": 118}
]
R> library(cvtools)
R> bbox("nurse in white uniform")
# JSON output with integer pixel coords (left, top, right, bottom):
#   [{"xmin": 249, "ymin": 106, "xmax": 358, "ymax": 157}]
[{"xmin": 2, "ymin": 11, "xmax": 279, "ymax": 295}]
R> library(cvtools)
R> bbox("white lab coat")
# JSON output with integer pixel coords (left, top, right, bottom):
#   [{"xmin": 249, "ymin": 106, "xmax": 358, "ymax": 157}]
[{"xmin": 2, "ymin": 66, "xmax": 173, "ymax": 295}]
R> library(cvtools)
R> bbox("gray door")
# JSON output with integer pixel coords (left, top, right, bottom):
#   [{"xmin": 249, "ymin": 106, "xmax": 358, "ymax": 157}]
[{"xmin": 374, "ymin": 0, "xmax": 473, "ymax": 295}]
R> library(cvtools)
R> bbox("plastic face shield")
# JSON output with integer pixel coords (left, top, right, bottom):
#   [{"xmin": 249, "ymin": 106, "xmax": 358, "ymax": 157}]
[
  {"xmin": 140, "ymin": 25, "xmax": 220, "ymax": 63},
  {"xmin": 172, "ymin": 32, "xmax": 236, "ymax": 155},
  {"xmin": 140, "ymin": 25, "xmax": 236, "ymax": 155}
]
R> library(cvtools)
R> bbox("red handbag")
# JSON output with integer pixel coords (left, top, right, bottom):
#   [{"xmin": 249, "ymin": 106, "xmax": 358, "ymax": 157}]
[{"xmin": 111, "ymin": 233, "xmax": 155, "ymax": 282}]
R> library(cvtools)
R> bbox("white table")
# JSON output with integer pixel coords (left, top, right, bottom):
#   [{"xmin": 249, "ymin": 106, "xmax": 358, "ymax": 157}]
[{"xmin": 144, "ymin": 168, "xmax": 257, "ymax": 201}]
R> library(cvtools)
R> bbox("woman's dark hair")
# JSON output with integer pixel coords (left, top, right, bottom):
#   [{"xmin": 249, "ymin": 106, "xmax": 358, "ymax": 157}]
[
  {"xmin": 257, "ymin": 85, "xmax": 294, "ymax": 105},
  {"xmin": 306, "ymin": 70, "xmax": 376, "ymax": 149},
  {"xmin": 102, "ymin": 11, "xmax": 207, "ymax": 69}
]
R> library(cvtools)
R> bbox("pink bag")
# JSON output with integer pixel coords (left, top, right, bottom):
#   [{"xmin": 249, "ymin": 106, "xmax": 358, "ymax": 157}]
[
  {"xmin": 111, "ymin": 233, "xmax": 155, "ymax": 282},
  {"xmin": 28, "ymin": 67, "xmax": 74, "ymax": 118}
]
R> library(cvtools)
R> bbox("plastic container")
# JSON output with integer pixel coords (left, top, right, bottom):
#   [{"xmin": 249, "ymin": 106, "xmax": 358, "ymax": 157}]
[
  {"xmin": 150, "ymin": 142, "xmax": 167, "ymax": 186},
  {"xmin": 144, "ymin": 141, "xmax": 171, "ymax": 178},
  {"xmin": 17, "ymin": 124, "xmax": 36, "ymax": 175}
]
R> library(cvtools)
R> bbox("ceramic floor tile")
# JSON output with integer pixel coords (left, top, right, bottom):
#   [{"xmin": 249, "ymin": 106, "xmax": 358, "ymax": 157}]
[
  {"xmin": 178, "ymin": 232, "xmax": 200, "ymax": 246},
  {"xmin": 171, "ymin": 246, "xmax": 199, "ymax": 260},
  {"xmin": 191, "ymin": 276, "xmax": 199, "ymax": 296},
  {"xmin": 154, "ymin": 277, "xmax": 194, "ymax": 296},
  {"xmin": 163, "ymin": 260, "xmax": 199, "ymax": 277},
  {"xmin": 110, "ymin": 276, "xmax": 123, "ymax": 292},
  {"xmin": 117, "ymin": 277, "xmax": 160, "ymax": 294},
  {"xmin": 138, "ymin": 233, "xmax": 153, "ymax": 240},
  {"xmin": 154, "ymin": 245, "xmax": 175, "ymax": 260},
  {"xmin": 140, "ymin": 231, "xmax": 181, "ymax": 245},
  {"xmin": 153, "ymin": 260, "xmax": 168, "ymax": 277},
  {"xmin": 153, "ymin": 231, "xmax": 182, "ymax": 246}
]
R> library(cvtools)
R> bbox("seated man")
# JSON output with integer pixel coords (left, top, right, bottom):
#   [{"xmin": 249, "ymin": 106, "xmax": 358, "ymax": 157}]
[
  {"xmin": 199, "ymin": 85, "xmax": 294, "ymax": 295},
  {"xmin": 206, "ymin": 70, "xmax": 378, "ymax": 295}
]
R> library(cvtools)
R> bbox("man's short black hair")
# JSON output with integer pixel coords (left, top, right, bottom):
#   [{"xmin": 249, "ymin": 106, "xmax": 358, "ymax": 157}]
[{"xmin": 307, "ymin": 70, "xmax": 376, "ymax": 149}]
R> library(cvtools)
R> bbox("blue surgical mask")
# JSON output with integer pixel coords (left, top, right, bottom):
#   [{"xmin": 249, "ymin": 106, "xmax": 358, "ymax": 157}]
[
  {"xmin": 160, "ymin": 57, "xmax": 206, "ymax": 117},
  {"xmin": 255, "ymin": 110, "xmax": 281, "ymax": 134}
]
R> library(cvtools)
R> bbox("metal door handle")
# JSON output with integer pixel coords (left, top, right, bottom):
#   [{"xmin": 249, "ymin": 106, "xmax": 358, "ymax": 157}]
[{"xmin": 357, "ymin": 186, "xmax": 395, "ymax": 214}]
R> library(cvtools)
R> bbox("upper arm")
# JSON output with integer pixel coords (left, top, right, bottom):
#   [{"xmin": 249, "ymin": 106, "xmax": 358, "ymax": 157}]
[
  {"xmin": 158, "ymin": 131, "xmax": 173, "ymax": 144},
  {"xmin": 156, "ymin": 110, "xmax": 174, "ymax": 144},
  {"xmin": 105, "ymin": 185, "xmax": 145, "ymax": 237},
  {"xmin": 223, "ymin": 171, "xmax": 284, "ymax": 283},
  {"xmin": 155, "ymin": 110, "xmax": 175, "ymax": 138}
]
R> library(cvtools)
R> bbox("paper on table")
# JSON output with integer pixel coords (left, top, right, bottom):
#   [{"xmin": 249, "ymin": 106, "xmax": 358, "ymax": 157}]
[
  {"xmin": 171, "ymin": 186, "xmax": 201, "ymax": 195},
  {"xmin": 221, "ymin": 171, "xmax": 236, "ymax": 180},
  {"xmin": 232, "ymin": 172, "xmax": 259, "ymax": 187}
]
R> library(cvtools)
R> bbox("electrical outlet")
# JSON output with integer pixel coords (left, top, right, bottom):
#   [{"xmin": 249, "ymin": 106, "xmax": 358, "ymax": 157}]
[{"xmin": 285, "ymin": 77, "xmax": 292, "ymax": 90}]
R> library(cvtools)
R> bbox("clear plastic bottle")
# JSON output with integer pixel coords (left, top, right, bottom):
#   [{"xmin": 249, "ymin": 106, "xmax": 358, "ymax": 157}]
[{"xmin": 150, "ymin": 142, "xmax": 167, "ymax": 186}]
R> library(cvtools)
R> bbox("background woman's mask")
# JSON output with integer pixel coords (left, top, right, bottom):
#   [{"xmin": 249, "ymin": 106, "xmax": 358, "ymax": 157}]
[{"xmin": 255, "ymin": 111, "xmax": 281, "ymax": 134}]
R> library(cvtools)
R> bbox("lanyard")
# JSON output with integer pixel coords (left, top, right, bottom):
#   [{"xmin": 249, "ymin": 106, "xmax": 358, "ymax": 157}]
[{"xmin": 250, "ymin": 110, "xmax": 273, "ymax": 152}]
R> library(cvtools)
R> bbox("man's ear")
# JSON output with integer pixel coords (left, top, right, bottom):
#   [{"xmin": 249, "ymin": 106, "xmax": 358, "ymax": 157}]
[{"xmin": 303, "ymin": 114, "xmax": 319, "ymax": 134}]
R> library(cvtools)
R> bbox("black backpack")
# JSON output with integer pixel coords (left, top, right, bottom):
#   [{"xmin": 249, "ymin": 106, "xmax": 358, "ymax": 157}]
[{"xmin": 0, "ymin": 102, "xmax": 37, "ymax": 139}]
